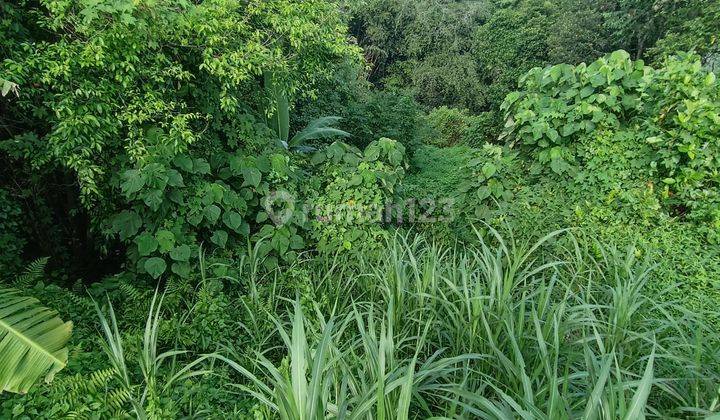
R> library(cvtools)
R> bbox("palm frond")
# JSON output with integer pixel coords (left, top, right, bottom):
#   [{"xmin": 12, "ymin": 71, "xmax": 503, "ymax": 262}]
[
  {"xmin": 289, "ymin": 116, "xmax": 351, "ymax": 148},
  {"xmin": 0, "ymin": 288, "xmax": 72, "ymax": 394}
]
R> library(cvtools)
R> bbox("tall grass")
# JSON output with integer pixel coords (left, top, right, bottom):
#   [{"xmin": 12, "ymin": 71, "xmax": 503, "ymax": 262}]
[
  {"xmin": 94, "ymin": 290, "xmax": 212, "ymax": 419},
  {"xmin": 213, "ymin": 227, "xmax": 720, "ymax": 418}
]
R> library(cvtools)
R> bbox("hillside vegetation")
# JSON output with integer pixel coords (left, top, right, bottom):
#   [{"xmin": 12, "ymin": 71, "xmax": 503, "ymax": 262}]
[{"xmin": 1, "ymin": 0, "xmax": 719, "ymax": 418}]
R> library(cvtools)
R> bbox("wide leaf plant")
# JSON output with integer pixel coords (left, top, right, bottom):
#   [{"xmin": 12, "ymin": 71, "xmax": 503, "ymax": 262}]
[{"xmin": 0, "ymin": 289, "xmax": 72, "ymax": 394}]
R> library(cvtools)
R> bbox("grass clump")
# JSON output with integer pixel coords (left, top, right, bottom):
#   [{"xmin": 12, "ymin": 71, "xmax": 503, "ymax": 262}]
[{"xmin": 203, "ymin": 228, "xmax": 720, "ymax": 418}]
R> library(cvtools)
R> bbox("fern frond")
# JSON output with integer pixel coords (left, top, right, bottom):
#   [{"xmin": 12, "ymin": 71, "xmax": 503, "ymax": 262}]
[
  {"xmin": 118, "ymin": 280, "xmax": 147, "ymax": 302},
  {"xmin": 106, "ymin": 386, "xmax": 132, "ymax": 410},
  {"xmin": 66, "ymin": 407, "xmax": 92, "ymax": 420},
  {"xmin": 55, "ymin": 367, "xmax": 132, "ymax": 417},
  {"xmin": 163, "ymin": 276, "xmax": 189, "ymax": 296},
  {"xmin": 58, "ymin": 368, "xmax": 115, "ymax": 391},
  {"xmin": 66, "ymin": 291, "xmax": 95, "ymax": 312},
  {"xmin": 13, "ymin": 257, "xmax": 49, "ymax": 288}
]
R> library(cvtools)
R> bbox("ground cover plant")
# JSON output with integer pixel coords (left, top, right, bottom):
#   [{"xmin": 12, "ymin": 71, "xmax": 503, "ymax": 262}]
[{"xmin": 1, "ymin": 0, "xmax": 719, "ymax": 418}]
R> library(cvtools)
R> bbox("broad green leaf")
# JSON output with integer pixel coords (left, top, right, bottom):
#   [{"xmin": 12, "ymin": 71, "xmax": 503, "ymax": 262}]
[
  {"xmin": 271, "ymin": 233, "xmax": 290, "ymax": 254},
  {"xmin": 204, "ymin": 205, "xmax": 221, "ymax": 224},
  {"xmin": 171, "ymin": 262, "xmax": 191, "ymax": 278},
  {"xmin": 290, "ymin": 234, "xmax": 304, "ymax": 250},
  {"xmin": 1, "ymin": 80, "xmax": 16, "ymax": 97},
  {"xmin": 121, "ymin": 169, "xmax": 146, "ymax": 196},
  {"xmin": 206, "ymin": 183, "xmax": 225, "ymax": 204},
  {"xmin": 580, "ymin": 86, "xmax": 594, "ymax": 98},
  {"xmin": 242, "ymin": 168, "xmax": 262, "ymax": 188},
  {"xmin": 289, "ymin": 116, "xmax": 349, "ymax": 147},
  {"xmin": 166, "ymin": 169, "xmax": 184, "ymax": 187},
  {"xmin": 477, "ymin": 186, "xmax": 491, "ymax": 200},
  {"xmin": 156, "ymin": 230, "xmax": 176, "ymax": 253},
  {"xmin": 193, "ymin": 158, "xmax": 211, "ymax": 175},
  {"xmin": 143, "ymin": 189, "xmax": 163, "ymax": 211},
  {"xmin": 211, "ymin": 230, "xmax": 228, "ymax": 248},
  {"xmin": 173, "ymin": 155, "xmax": 194, "ymax": 172},
  {"xmin": 228, "ymin": 155, "xmax": 243, "ymax": 175},
  {"xmin": 135, "ymin": 233, "xmax": 158, "ymax": 256},
  {"xmin": 112, "ymin": 211, "xmax": 142, "ymax": 241},
  {"xmin": 223, "ymin": 211, "xmax": 243, "ymax": 231},
  {"xmin": 388, "ymin": 149, "xmax": 403, "ymax": 166},
  {"xmin": 310, "ymin": 152, "xmax": 326, "ymax": 165},
  {"xmin": 349, "ymin": 174, "xmax": 363, "ymax": 186},
  {"xmin": 144, "ymin": 257, "xmax": 167, "ymax": 279},
  {"xmin": 256, "ymin": 155, "xmax": 271, "ymax": 173},
  {"xmin": 169, "ymin": 244, "xmax": 191, "ymax": 262},
  {"xmin": 187, "ymin": 211, "xmax": 203, "ymax": 226},
  {"xmin": 482, "ymin": 162, "xmax": 497, "ymax": 178},
  {"xmin": 365, "ymin": 146, "xmax": 380, "ymax": 162},
  {"xmin": 0, "ymin": 289, "xmax": 72, "ymax": 394}
]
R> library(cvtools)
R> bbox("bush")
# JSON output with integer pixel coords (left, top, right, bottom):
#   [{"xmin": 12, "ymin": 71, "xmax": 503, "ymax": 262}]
[
  {"xmin": 455, "ymin": 144, "xmax": 519, "ymax": 221},
  {"xmin": 501, "ymin": 50, "xmax": 650, "ymax": 174},
  {"xmin": 400, "ymin": 143, "xmax": 522, "ymax": 243},
  {"xmin": 503, "ymin": 50, "xmax": 720, "ymax": 239},
  {"xmin": 462, "ymin": 111, "xmax": 500, "ymax": 146},
  {"xmin": 644, "ymin": 53, "xmax": 720, "ymax": 237},
  {"xmin": 402, "ymin": 145, "xmax": 475, "ymax": 201},
  {"xmin": 1, "ymin": 0, "xmax": 359, "ymax": 280},
  {"xmin": 422, "ymin": 107, "xmax": 501, "ymax": 148},
  {"xmin": 423, "ymin": 106, "xmax": 470, "ymax": 147},
  {"xmin": 307, "ymin": 138, "xmax": 406, "ymax": 255}
]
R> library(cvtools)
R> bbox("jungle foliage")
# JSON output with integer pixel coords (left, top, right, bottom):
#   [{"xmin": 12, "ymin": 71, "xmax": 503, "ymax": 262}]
[{"xmin": 1, "ymin": 0, "xmax": 719, "ymax": 418}]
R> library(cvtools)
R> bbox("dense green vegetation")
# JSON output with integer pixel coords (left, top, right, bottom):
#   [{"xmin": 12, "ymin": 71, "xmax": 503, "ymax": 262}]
[{"xmin": 1, "ymin": 0, "xmax": 719, "ymax": 418}]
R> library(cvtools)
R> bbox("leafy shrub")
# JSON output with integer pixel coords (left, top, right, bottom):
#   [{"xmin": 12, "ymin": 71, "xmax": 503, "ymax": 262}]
[
  {"xmin": 574, "ymin": 129, "xmax": 661, "ymax": 223},
  {"xmin": 111, "ymin": 126, "xmax": 310, "ymax": 278},
  {"xmin": 456, "ymin": 144, "xmax": 519, "ymax": 221},
  {"xmin": 402, "ymin": 145, "xmax": 474, "ymax": 200},
  {"xmin": 308, "ymin": 138, "xmax": 406, "ymax": 254},
  {"xmin": 503, "ymin": 50, "xmax": 720, "ymax": 239},
  {"xmin": 401, "ymin": 143, "xmax": 520, "ymax": 242},
  {"xmin": 423, "ymin": 106, "xmax": 470, "ymax": 147},
  {"xmin": 1, "ymin": 0, "xmax": 358, "ymax": 279},
  {"xmin": 502, "ymin": 50, "xmax": 651, "ymax": 174},
  {"xmin": 423, "ymin": 107, "xmax": 499, "ymax": 148},
  {"xmin": 644, "ymin": 53, "xmax": 720, "ymax": 237},
  {"xmin": 462, "ymin": 111, "xmax": 500, "ymax": 146},
  {"xmin": 398, "ymin": 145, "xmax": 473, "ymax": 239},
  {"xmin": 185, "ymin": 280, "xmax": 234, "ymax": 352}
]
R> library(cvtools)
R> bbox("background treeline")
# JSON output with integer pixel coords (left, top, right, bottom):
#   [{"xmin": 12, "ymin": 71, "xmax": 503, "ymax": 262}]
[{"xmin": 302, "ymin": 0, "xmax": 720, "ymax": 148}]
